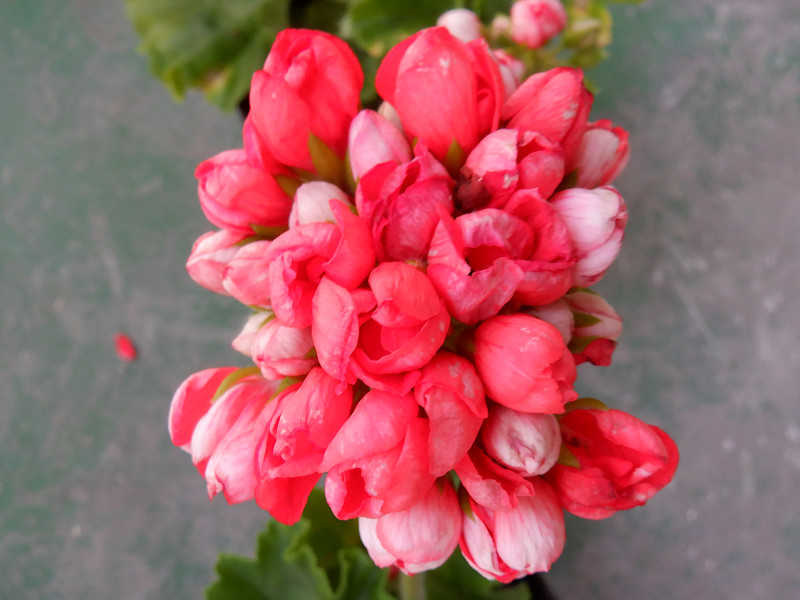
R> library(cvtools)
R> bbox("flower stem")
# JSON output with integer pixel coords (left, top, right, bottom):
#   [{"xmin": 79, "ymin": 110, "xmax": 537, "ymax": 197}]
[{"xmin": 398, "ymin": 572, "xmax": 427, "ymax": 600}]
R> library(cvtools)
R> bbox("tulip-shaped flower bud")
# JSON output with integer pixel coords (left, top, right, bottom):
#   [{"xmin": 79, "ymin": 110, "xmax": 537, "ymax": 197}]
[
  {"xmin": 550, "ymin": 186, "xmax": 628, "ymax": 287},
  {"xmin": 481, "ymin": 405, "xmax": 561, "ymax": 477},
  {"xmin": 249, "ymin": 29, "xmax": 363, "ymax": 175},
  {"xmin": 186, "ymin": 230, "xmax": 250, "ymax": 296},
  {"xmin": 563, "ymin": 288, "xmax": 622, "ymax": 366},
  {"xmin": 545, "ymin": 407, "xmax": 680, "ymax": 519},
  {"xmin": 168, "ymin": 368, "xmax": 281, "ymax": 504},
  {"xmin": 460, "ymin": 478, "xmax": 566, "ymax": 582},
  {"xmin": 474, "ymin": 314, "xmax": 578, "ymax": 413},
  {"xmin": 251, "ymin": 318, "xmax": 317, "ymax": 379},
  {"xmin": 348, "ymin": 110, "xmax": 412, "ymax": 181},
  {"xmin": 195, "ymin": 149, "xmax": 293, "ymax": 234},
  {"xmin": 376, "ymin": 27, "xmax": 504, "ymax": 170},
  {"xmin": 501, "ymin": 67, "xmax": 593, "ymax": 168},
  {"xmin": 359, "ymin": 479, "xmax": 461, "ymax": 574},
  {"xmin": 510, "ymin": 0, "xmax": 568, "ymax": 49},
  {"xmin": 289, "ymin": 181, "xmax": 353, "ymax": 228},
  {"xmin": 437, "ymin": 9, "xmax": 483, "ymax": 43},
  {"xmin": 231, "ymin": 311, "xmax": 271, "ymax": 356},
  {"xmin": 573, "ymin": 119, "xmax": 630, "ymax": 188}
]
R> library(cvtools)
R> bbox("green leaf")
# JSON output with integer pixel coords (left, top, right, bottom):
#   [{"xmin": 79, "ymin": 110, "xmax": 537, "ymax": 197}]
[
  {"xmin": 206, "ymin": 518, "xmax": 335, "ymax": 600},
  {"xmin": 211, "ymin": 366, "xmax": 262, "ymax": 402},
  {"xmin": 564, "ymin": 397, "xmax": 610, "ymax": 412},
  {"xmin": 299, "ymin": 0, "xmax": 350, "ymax": 32},
  {"xmin": 556, "ymin": 444, "xmax": 581, "ymax": 468},
  {"xmin": 567, "ymin": 334, "xmax": 595, "ymax": 353},
  {"xmin": 309, "ymin": 133, "xmax": 347, "ymax": 187},
  {"xmin": 124, "ymin": 0, "xmax": 289, "ymax": 111},
  {"xmin": 572, "ymin": 311, "xmax": 602, "ymax": 328},
  {"xmin": 206, "ymin": 489, "xmax": 397, "ymax": 600},
  {"xmin": 471, "ymin": 0, "xmax": 514, "ymax": 22},
  {"xmin": 342, "ymin": 0, "xmax": 458, "ymax": 57},
  {"xmin": 335, "ymin": 549, "xmax": 395, "ymax": 600},
  {"xmin": 427, "ymin": 551, "xmax": 529, "ymax": 600}
]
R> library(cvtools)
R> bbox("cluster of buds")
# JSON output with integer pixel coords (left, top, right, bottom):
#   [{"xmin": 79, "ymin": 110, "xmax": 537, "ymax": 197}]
[{"xmin": 171, "ymin": 22, "xmax": 677, "ymax": 583}]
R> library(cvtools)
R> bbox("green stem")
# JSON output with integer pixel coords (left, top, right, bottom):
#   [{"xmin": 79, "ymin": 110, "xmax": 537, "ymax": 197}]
[{"xmin": 398, "ymin": 571, "xmax": 427, "ymax": 600}]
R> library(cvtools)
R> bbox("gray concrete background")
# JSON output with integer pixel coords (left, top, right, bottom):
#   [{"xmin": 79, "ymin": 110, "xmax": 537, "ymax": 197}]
[{"xmin": 2, "ymin": 0, "xmax": 798, "ymax": 598}]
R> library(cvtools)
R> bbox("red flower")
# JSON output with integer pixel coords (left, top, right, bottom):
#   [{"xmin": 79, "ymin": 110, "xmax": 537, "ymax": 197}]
[
  {"xmin": 195, "ymin": 149, "xmax": 292, "ymax": 233},
  {"xmin": 249, "ymin": 29, "xmax": 363, "ymax": 173},
  {"xmin": 501, "ymin": 67, "xmax": 592, "ymax": 168},
  {"xmin": 474, "ymin": 314, "xmax": 577, "ymax": 412},
  {"xmin": 546, "ymin": 407, "xmax": 680, "ymax": 519},
  {"xmin": 376, "ymin": 27, "xmax": 504, "ymax": 169},
  {"xmin": 321, "ymin": 390, "xmax": 435, "ymax": 519}
]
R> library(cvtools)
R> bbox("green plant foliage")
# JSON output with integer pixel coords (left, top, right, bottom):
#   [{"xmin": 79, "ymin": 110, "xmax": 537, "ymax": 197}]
[
  {"xmin": 205, "ymin": 489, "xmax": 396, "ymax": 600},
  {"xmin": 341, "ymin": 0, "xmax": 457, "ymax": 56},
  {"xmin": 124, "ymin": 0, "xmax": 289, "ymax": 111}
]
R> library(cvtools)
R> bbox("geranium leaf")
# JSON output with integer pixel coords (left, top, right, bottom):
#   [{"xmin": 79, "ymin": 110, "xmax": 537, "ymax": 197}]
[
  {"xmin": 124, "ymin": 0, "xmax": 289, "ymax": 111},
  {"xmin": 205, "ymin": 517, "xmax": 334, "ymax": 600},
  {"xmin": 343, "ymin": 0, "xmax": 458, "ymax": 57},
  {"xmin": 205, "ymin": 489, "xmax": 397, "ymax": 600}
]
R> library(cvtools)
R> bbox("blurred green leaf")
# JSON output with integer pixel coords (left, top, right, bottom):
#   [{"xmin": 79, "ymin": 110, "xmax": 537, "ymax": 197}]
[
  {"xmin": 335, "ymin": 549, "xmax": 396, "ymax": 600},
  {"xmin": 342, "ymin": 0, "xmax": 457, "ymax": 57},
  {"xmin": 300, "ymin": 0, "xmax": 350, "ymax": 31},
  {"xmin": 471, "ymin": 0, "xmax": 514, "ymax": 22},
  {"xmin": 124, "ymin": 0, "xmax": 289, "ymax": 111}
]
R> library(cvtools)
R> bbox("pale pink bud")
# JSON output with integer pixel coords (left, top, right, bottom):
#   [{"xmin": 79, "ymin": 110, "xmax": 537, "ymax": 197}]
[
  {"xmin": 573, "ymin": 120, "xmax": 631, "ymax": 188},
  {"xmin": 490, "ymin": 15, "xmax": 512, "ymax": 39},
  {"xmin": 437, "ymin": 9, "xmax": 483, "ymax": 43},
  {"xmin": 550, "ymin": 186, "xmax": 628, "ymax": 286},
  {"xmin": 525, "ymin": 300, "xmax": 573, "ymax": 343},
  {"xmin": 231, "ymin": 312, "xmax": 271, "ymax": 356},
  {"xmin": 289, "ymin": 181, "xmax": 352, "ymax": 228},
  {"xmin": 222, "ymin": 240, "xmax": 272, "ymax": 307},
  {"xmin": 460, "ymin": 478, "xmax": 565, "ymax": 582},
  {"xmin": 481, "ymin": 405, "xmax": 561, "ymax": 476},
  {"xmin": 493, "ymin": 49, "xmax": 526, "ymax": 97},
  {"xmin": 186, "ymin": 230, "xmax": 250, "ymax": 295},
  {"xmin": 359, "ymin": 479, "xmax": 461, "ymax": 574},
  {"xmin": 348, "ymin": 110, "xmax": 413, "ymax": 181},
  {"xmin": 563, "ymin": 288, "xmax": 622, "ymax": 366},
  {"xmin": 565, "ymin": 289, "xmax": 622, "ymax": 340},
  {"xmin": 251, "ymin": 319, "xmax": 317, "ymax": 379},
  {"xmin": 378, "ymin": 101, "xmax": 403, "ymax": 130},
  {"xmin": 510, "ymin": 0, "xmax": 568, "ymax": 49}
]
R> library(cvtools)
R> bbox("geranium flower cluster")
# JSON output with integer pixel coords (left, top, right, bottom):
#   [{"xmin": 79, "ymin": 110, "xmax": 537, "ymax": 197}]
[{"xmin": 169, "ymin": 23, "xmax": 678, "ymax": 583}]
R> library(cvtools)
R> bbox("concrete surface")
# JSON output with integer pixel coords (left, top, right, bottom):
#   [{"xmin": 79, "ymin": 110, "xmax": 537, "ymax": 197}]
[{"xmin": 2, "ymin": 0, "xmax": 799, "ymax": 598}]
